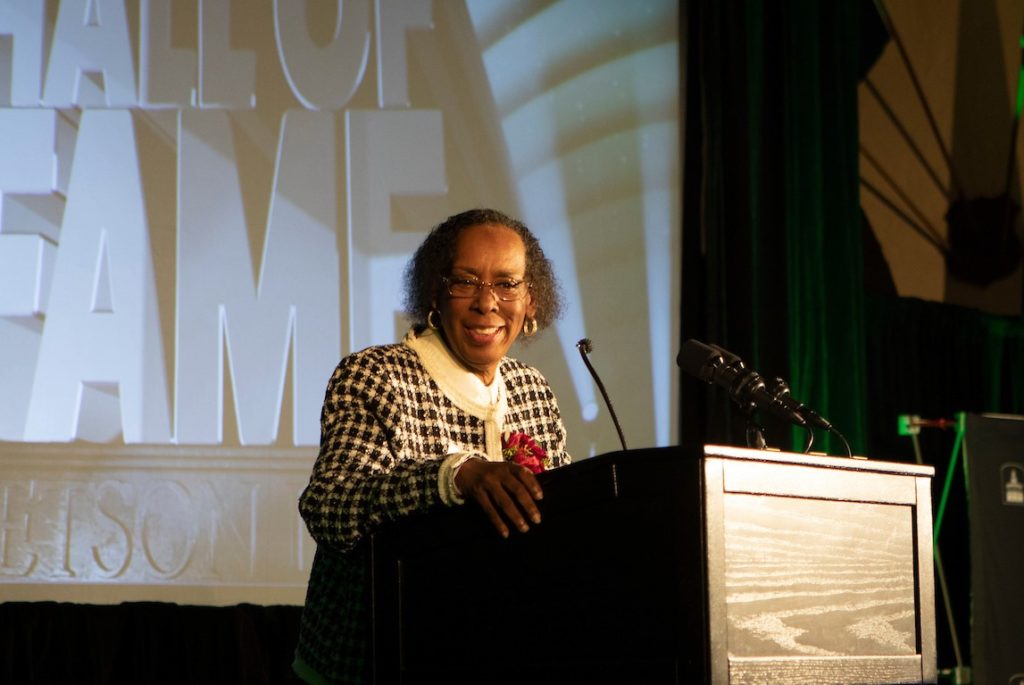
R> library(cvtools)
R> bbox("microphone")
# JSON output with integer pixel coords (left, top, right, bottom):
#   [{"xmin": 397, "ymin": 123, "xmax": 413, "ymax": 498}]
[
  {"xmin": 677, "ymin": 339, "xmax": 808, "ymax": 427},
  {"xmin": 766, "ymin": 377, "xmax": 833, "ymax": 431},
  {"xmin": 770, "ymin": 375, "xmax": 851, "ymax": 457},
  {"xmin": 678, "ymin": 339, "xmax": 853, "ymax": 457},
  {"xmin": 576, "ymin": 338, "xmax": 628, "ymax": 451}
]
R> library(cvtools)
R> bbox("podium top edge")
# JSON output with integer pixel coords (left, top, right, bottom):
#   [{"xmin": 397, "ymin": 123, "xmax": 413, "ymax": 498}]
[
  {"xmin": 977, "ymin": 412, "xmax": 1024, "ymax": 422},
  {"xmin": 703, "ymin": 444, "xmax": 935, "ymax": 477}
]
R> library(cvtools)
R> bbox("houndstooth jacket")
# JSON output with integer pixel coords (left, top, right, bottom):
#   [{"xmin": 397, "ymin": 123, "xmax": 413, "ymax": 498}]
[{"xmin": 294, "ymin": 332, "xmax": 569, "ymax": 684}]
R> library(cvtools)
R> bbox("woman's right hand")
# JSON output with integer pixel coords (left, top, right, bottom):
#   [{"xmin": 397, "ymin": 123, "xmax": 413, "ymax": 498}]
[{"xmin": 454, "ymin": 459, "xmax": 544, "ymax": 539}]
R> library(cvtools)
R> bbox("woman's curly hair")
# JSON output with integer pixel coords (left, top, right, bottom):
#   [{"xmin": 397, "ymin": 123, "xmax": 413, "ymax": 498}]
[{"xmin": 403, "ymin": 209, "xmax": 563, "ymax": 337}]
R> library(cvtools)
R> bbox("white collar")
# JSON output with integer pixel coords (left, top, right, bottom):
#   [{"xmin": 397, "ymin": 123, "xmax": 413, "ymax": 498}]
[{"xmin": 404, "ymin": 327, "xmax": 505, "ymax": 422}]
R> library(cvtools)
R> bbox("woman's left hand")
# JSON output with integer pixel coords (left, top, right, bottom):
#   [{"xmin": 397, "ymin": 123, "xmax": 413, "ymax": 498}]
[{"xmin": 454, "ymin": 459, "xmax": 543, "ymax": 539}]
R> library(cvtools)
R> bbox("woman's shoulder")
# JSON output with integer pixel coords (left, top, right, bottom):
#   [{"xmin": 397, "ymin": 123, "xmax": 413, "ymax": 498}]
[
  {"xmin": 323, "ymin": 343, "xmax": 428, "ymax": 408},
  {"xmin": 344, "ymin": 341, "xmax": 417, "ymax": 364},
  {"xmin": 331, "ymin": 342, "xmax": 422, "ymax": 380},
  {"xmin": 500, "ymin": 356, "xmax": 553, "ymax": 392}
]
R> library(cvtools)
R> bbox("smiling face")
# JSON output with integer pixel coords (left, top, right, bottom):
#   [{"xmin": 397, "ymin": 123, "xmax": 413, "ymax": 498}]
[{"xmin": 435, "ymin": 223, "xmax": 536, "ymax": 385}]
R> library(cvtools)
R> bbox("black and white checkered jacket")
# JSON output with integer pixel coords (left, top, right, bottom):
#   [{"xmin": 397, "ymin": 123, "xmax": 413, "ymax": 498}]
[{"xmin": 295, "ymin": 338, "xmax": 569, "ymax": 683}]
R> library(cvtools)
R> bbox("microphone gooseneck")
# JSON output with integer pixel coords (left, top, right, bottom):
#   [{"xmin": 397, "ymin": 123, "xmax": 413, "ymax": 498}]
[
  {"xmin": 768, "ymin": 377, "xmax": 815, "ymax": 453},
  {"xmin": 767, "ymin": 377, "xmax": 833, "ymax": 431},
  {"xmin": 576, "ymin": 338, "xmax": 628, "ymax": 451},
  {"xmin": 764, "ymin": 375, "xmax": 850, "ymax": 457}
]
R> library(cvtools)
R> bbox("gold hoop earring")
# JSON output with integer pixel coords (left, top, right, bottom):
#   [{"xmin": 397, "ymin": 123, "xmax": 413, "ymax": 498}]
[
  {"xmin": 427, "ymin": 309, "xmax": 442, "ymax": 330},
  {"xmin": 523, "ymin": 318, "xmax": 538, "ymax": 337}
]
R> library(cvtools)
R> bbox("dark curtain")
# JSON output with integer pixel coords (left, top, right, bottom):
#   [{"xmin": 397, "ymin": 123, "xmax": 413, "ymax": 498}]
[
  {"xmin": 681, "ymin": 0, "xmax": 1023, "ymax": 452},
  {"xmin": 0, "ymin": 602, "xmax": 302, "ymax": 684},
  {"xmin": 681, "ymin": 0, "xmax": 870, "ymax": 455},
  {"xmin": 681, "ymin": 0, "xmax": 1024, "ymax": 672},
  {"xmin": 862, "ymin": 297, "xmax": 1024, "ymax": 669},
  {"xmin": 865, "ymin": 295, "xmax": 1024, "ymax": 461}
]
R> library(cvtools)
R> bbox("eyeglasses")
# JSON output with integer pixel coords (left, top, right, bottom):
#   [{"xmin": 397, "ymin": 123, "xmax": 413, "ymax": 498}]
[{"xmin": 441, "ymin": 276, "xmax": 531, "ymax": 301}]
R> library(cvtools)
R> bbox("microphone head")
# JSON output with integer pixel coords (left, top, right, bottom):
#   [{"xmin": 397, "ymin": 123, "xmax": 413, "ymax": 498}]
[
  {"xmin": 677, "ymin": 339, "xmax": 722, "ymax": 382},
  {"xmin": 769, "ymin": 377, "xmax": 792, "ymax": 399},
  {"xmin": 708, "ymin": 343, "xmax": 742, "ymax": 366},
  {"xmin": 576, "ymin": 338, "xmax": 593, "ymax": 354}
]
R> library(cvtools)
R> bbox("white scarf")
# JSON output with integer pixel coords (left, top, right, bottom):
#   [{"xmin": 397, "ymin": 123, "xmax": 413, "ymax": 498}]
[{"xmin": 404, "ymin": 327, "xmax": 506, "ymax": 461}]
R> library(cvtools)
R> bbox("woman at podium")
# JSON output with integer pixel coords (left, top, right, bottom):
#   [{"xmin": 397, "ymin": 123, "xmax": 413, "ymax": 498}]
[{"xmin": 293, "ymin": 208, "xmax": 571, "ymax": 684}]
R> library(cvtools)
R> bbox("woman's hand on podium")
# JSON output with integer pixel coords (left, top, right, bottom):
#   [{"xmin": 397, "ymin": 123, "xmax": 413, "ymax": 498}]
[{"xmin": 454, "ymin": 459, "xmax": 544, "ymax": 539}]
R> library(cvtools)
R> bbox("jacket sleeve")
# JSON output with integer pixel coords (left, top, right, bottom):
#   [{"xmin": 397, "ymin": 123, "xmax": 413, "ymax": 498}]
[
  {"xmin": 540, "ymin": 379, "xmax": 571, "ymax": 469},
  {"xmin": 298, "ymin": 352, "xmax": 444, "ymax": 552}
]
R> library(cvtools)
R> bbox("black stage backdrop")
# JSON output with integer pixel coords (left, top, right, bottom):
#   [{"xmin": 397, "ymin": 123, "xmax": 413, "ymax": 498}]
[
  {"xmin": 964, "ymin": 414, "xmax": 1024, "ymax": 685},
  {"xmin": 681, "ymin": 0, "xmax": 879, "ymax": 456},
  {"xmin": 0, "ymin": 602, "xmax": 302, "ymax": 684},
  {"xmin": 7, "ymin": 1, "xmax": 1024, "ymax": 681},
  {"xmin": 681, "ymin": 0, "xmax": 1024, "ymax": 675}
]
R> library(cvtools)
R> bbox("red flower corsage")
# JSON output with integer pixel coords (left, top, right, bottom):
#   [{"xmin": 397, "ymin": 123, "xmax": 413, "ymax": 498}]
[{"xmin": 501, "ymin": 432, "xmax": 550, "ymax": 474}]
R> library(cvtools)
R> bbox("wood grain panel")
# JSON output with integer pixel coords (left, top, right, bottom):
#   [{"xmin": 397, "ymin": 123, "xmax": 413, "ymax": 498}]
[
  {"xmin": 723, "ymin": 460, "xmax": 918, "ymax": 504},
  {"xmin": 729, "ymin": 655, "xmax": 923, "ymax": 684},
  {"xmin": 723, "ymin": 494, "xmax": 917, "ymax": 658}
]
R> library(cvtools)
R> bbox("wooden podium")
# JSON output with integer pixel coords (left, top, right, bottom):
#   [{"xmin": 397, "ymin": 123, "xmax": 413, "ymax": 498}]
[{"xmin": 370, "ymin": 446, "xmax": 936, "ymax": 684}]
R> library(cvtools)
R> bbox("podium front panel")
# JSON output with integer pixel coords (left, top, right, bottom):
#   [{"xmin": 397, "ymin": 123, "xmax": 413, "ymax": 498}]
[
  {"xmin": 371, "ymin": 448, "xmax": 708, "ymax": 684},
  {"xmin": 371, "ymin": 446, "xmax": 936, "ymax": 684},
  {"xmin": 703, "ymin": 446, "xmax": 936, "ymax": 685}
]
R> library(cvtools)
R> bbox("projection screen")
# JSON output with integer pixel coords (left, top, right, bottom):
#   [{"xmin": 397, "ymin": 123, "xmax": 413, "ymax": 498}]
[{"xmin": 0, "ymin": 0, "xmax": 681, "ymax": 604}]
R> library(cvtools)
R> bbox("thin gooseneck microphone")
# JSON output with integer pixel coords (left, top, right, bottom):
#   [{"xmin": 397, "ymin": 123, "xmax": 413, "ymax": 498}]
[{"xmin": 576, "ymin": 338, "xmax": 628, "ymax": 451}]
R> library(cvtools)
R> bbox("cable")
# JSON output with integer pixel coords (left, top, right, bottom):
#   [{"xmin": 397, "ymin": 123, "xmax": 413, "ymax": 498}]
[
  {"xmin": 830, "ymin": 427, "xmax": 853, "ymax": 458},
  {"xmin": 802, "ymin": 425, "xmax": 815, "ymax": 454}
]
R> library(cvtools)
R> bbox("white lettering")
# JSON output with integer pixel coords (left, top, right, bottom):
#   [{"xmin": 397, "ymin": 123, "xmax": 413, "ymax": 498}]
[
  {"xmin": 0, "ymin": 108, "xmax": 55, "ymax": 193},
  {"xmin": 0, "ymin": 235, "xmax": 54, "ymax": 316},
  {"xmin": 140, "ymin": 0, "xmax": 197, "ymax": 108},
  {"xmin": 0, "ymin": 318, "xmax": 43, "ymax": 440},
  {"xmin": 0, "ymin": 0, "xmax": 45, "ymax": 106},
  {"xmin": 204, "ymin": 483, "xmax": 257, "ymax": 577},
  {"xmin": 140, "ymin": 481, "xmax": 196, "ymax": 578},
  {"xmin": 0, "ymin": 109, "xmax": 57, "ymax": 439},
  {"xmin": 24, "ymin": 110, "xmax": 171, "ymax": 443},
  {"xmin": 0, "ymin": 111, "xmax": 58, "ymax": 315},
  {"xmin": 273, "ymin": 0, "xmax": 370, "ymax": 110},
  {"xmin": 0, "ymin": 482, "xmax": 39, "ymax": 576},
  {"xmin": 92, "ymin": 481, "xmax": 134, "ymax": 577},
  {"xmin": 42, "ymin": 0, "xmax": 138, "ymax": 107},
  {"xmin": 198, "ymin": 0, "xmax": 255, "ymax": 109},
  {"xmin": 346, "ymin": 109, "xmax": 445, "ymax": 350},
  {"xmin": 375, "ymin": 0, "xmax": 431, "ymax": 108},
  {"xmin": 176, "ymin": 110, "xmax": 340, "ymax": 445}
]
